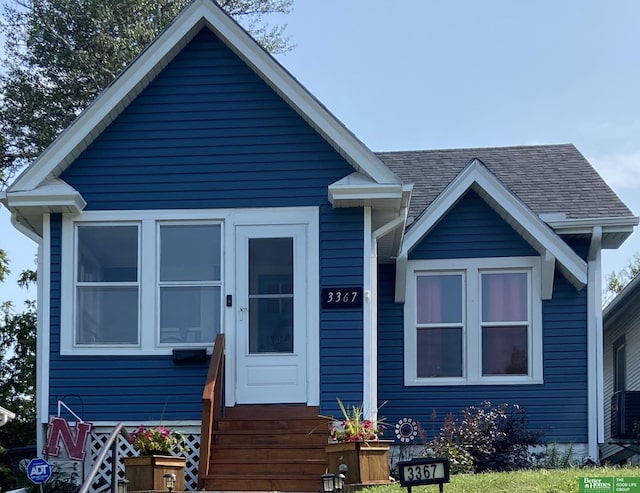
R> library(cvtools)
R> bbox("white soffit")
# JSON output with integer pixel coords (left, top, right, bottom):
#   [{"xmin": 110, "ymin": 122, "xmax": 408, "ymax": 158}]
[
  {"xmin": 3, "ymin": 179, "xmax": 86, "ymax": 213},
  {"xmin": 329, "ymin": 172, "xmax": 411, "ymax": 209}
]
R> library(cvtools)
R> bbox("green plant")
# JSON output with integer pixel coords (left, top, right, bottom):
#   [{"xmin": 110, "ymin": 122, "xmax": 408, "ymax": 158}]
[
  {"xmin": 427, "ymin": 436, "xmax": 475, "ymax": 474},
  {"xmin": 537, "ymin": 442, "xmax": 577, "ymax": 469},
  {"xmin": 327, "ymin": 398, "xmax": 385, "ymax": 442},
  {"xmin": 426, "ymin": 401, "xmax": 544, "ymax": 473},
  {"xmin": 129, "ymin": 425, "xmax": 187, "ymax": 455}
]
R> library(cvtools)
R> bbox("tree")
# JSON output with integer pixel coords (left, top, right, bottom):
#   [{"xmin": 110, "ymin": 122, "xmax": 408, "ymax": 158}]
[
  {"xmin": 0, "ymin": 251, "xmax": 37, "ymax": 490},
  {"xmin": 603, "ymin": 252, "xmax": 640, "ymax": 306},
  {"xmin": 0, "ymin": 0, "xmax": 293, "ymax": 186}
]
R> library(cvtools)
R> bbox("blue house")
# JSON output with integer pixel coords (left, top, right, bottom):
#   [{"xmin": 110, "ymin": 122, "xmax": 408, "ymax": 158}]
[{"xmin": 1, "ymin": 0, "xmax": 637, "ymax": 490}]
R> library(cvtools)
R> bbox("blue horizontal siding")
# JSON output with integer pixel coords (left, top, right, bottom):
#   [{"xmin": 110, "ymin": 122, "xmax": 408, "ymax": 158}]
[
  {"xmin": 50, "ymin": 28, "xmax": 363, "ymax": 422},
  {"xmin": 379, "ymin": 205, "xmax": 590, "ymax": 443},
  {"xmin": 319, "ymin": 207, "xmax": 364, "ymax": 418},
  {"xmin": 409, "ymin": 190, "xmax": 538, "ymax": 259},
  {"xmin": 61, "ymin": 28, "xmax": 347, "ymax": 212}
]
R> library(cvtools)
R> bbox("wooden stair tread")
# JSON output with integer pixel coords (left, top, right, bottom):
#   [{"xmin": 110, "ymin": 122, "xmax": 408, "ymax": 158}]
[
  {"xmin": 213, "ymin": 442, "xmax": 327, "ymax": 449},
  {"xmin": 202, "ymin": 472, "xmax": 323, "ymax": 479},
  {"xmin": 212, "ymin": 458, "xmax": 326, "ymax": 464}
]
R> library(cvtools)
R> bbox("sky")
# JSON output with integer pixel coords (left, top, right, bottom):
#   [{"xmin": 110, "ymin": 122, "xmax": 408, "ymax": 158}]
[{"xmin": 1, "ymin": 0, "xmax": 639, "ymax": 307}]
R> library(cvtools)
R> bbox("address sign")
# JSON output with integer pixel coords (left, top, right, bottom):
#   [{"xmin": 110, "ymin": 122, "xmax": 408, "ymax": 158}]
[
  {"xmin": 321, "ymin": 287, "xmax": 363, "ymax": 309},
  {"xmin": 398, "ymin": 458, "xmax": 450, "ymax": 493}
]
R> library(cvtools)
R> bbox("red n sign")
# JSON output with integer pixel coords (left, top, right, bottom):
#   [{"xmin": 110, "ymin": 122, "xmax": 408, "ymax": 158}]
[{"xmin": 43, "ymin": 417, "xmax": 92, "ymax": 461}]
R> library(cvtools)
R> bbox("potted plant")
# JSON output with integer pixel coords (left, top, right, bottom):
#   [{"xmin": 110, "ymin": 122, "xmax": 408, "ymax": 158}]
[
  {"xmin": 324, "ymin": 399, "xmax": 391, "ymax": 486},
  {"xmin": 123, "ymin": 425, "xmax": 187, "ymax": 491}
]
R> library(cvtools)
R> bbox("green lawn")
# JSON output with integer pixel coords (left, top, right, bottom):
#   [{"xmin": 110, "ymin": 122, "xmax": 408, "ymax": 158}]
[{"xmin": 366, "ymin": 467, "xmax": 640, "ymax": 493}]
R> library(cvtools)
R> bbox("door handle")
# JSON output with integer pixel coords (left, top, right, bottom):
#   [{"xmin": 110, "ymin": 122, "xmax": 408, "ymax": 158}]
[{"xmin": 239, "ymin": 307, "xmax": 247, "ymax": 321}]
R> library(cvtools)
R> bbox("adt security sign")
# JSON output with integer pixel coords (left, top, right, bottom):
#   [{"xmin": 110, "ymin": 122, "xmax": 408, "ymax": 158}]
[{"xmin": 27, "ymin": 458, "xmax": 52, "ymax": 484}]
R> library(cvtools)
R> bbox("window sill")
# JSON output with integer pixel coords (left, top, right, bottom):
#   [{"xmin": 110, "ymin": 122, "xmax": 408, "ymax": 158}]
[
  {"xmin": 404, "ymin": 377, "xmax": 544, "ymax": 386},
  {"xmin": 60, "ymin": 345, "xmax": 214, "ymax": 357}
]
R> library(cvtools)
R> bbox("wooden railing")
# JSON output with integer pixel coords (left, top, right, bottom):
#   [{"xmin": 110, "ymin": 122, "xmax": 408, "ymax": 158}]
[{"xmin": 198, "ymin": 332, "xmax": 225, "ymax": 488}]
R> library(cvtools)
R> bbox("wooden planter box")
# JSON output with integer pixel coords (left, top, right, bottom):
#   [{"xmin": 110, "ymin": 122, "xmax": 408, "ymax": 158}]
[
  {"xmin": 325, "ymin": 441, "xmax": 391, "ymax": 486},
  {"xmin": 123, "ymin": 455, "xmax": 185, "ymax": 491}
]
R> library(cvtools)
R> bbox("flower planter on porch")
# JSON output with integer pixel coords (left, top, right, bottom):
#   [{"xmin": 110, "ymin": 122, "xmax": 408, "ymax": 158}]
[
  {"xmin": 325, "ymin": 441, "xmax": 391, "ymax": 486},
  {"xmin": 123, "ymin": 455, "xmax": 185, "ymax": 491}
]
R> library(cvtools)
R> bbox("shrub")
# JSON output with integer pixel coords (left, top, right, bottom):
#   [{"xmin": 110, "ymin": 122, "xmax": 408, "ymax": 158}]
[
  {"xmin": 427, "ymin": 436, "xmax": 475, "ymax": 474},
  {"xmin": 426, "ymin": 401, "xmax": 544, "ymax": 473}
]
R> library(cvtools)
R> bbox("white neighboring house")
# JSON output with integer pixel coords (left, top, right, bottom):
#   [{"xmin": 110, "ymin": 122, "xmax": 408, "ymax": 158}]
[
  {"xmin": 0, "ymin": 405, "xmax": 16, "ymax": 426},
  {"xmin": 602, "ymin": 274, "xmax": 640, "ymax": 464}
]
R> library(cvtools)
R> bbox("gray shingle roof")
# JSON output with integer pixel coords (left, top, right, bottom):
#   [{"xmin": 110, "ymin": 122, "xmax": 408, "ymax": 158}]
[{"xmin": 376, "ymin": 144, "xmax": 633, "ymax": 223}]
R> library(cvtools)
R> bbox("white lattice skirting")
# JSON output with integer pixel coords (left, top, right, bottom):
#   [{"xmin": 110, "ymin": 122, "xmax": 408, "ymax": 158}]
[{"xmin": 85, "ymin": 425, "xmax": 201, "ymax": 492}]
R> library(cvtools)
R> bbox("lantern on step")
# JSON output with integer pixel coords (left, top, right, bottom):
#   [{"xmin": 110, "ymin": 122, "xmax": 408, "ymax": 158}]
[
  {"xmin": 163, "ymin": 472, "xmax": 176, "ymax": 492},
  {"xmin": 321, "ymin": 472, "xmax": 345, "ymax": 493},
  {"xmin": 117, "ymin": 478, "xmax": 128, "ymax": 493}
]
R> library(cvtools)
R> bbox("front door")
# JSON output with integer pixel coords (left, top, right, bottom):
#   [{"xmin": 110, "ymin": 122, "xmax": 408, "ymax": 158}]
[{"xmin": 234, "ymin": 223, "xmax": 308, "ymax": 404}]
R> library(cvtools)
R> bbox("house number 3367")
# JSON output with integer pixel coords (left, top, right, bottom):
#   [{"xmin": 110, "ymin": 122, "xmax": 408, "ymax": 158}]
[
  {"xmin": 326, "ymin": 290, "xmax": 357, "ymax": 303},
  {"xmin": 321, "ymin": 287, "xmax": 363, "ymax": 309}
]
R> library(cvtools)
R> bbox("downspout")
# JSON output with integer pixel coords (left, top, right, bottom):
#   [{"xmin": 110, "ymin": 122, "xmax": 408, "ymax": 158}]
[
  {"xmin": 36, "ymin": 214, "xmax": 51, "ymax": 454},
  {"xmin": 587, "ymin": 226, "xmax": 603, "ymax": 461},
  {"xmin": 364, "ymin": 210, "xmax": 407, "ymax": 420}
]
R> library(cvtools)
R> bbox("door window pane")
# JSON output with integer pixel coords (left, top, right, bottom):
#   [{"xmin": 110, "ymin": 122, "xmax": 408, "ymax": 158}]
[{"xmin": 248, "ymin": 238, "xmax": 294, "ymax": 353}]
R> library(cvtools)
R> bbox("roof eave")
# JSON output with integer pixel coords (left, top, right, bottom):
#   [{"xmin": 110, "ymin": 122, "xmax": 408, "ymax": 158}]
[
  {"xmin": 546, "ymin": 216, "xmax": 639, "ymax": 249},
  {"xmin": 2, "ymin": 179, "xmax": 86, "ymax": 237}
]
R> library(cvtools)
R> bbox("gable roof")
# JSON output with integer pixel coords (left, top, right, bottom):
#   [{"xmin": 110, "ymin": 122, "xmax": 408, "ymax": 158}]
[
  {"xmin": 6, "ymin": 0, "xmax": 400, "ymax": 196},
  {"xmin": 378, "ymin": 144, "xmax": 637, "ymax": 249},
  {"xmin": 394, "ymin": 158, "xmax": 588, "ymax": 299}
]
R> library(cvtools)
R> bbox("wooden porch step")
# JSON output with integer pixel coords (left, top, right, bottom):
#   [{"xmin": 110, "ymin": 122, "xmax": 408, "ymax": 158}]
[
  {"xmin": 200, "ymin": 473, "xmax": 324, "ymax": 492},
  {"xmin": 223, "ymin": 404, "xmax": 322, "ymax": 419},
  {"xmin": 203, "ymin": 405, "xmax": 331, "ymax": 491},
  {"xmin": 212, "ymin": 444, "xmax": 327, "ymax": 460},
  {"xmin": 210, "ymin": 457, "xmax": 326, "ymax": 475}
]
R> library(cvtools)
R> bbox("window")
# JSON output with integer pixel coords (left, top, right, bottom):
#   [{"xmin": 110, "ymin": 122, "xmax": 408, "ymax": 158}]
[
  {"xmin": 405, "ymin": 257, "xmax": 542, "ymax": 385},
  {"xmin": 481, "ymin": 272, "xmax": 529, "ymax": 376},
  {"xmin": 159, "ymin": 224, "xmax": 222, "ymax": 345},
  {"xmin": 76, "ymin": 225, "xmax": 139, "ymax": 345},
  {"xmin": 66, "ymin": 216, "xmax": 223, "ymax": 354},
  {"xmin": 416, "ymin": 274, "xmax": 463, "ymax": 378}
]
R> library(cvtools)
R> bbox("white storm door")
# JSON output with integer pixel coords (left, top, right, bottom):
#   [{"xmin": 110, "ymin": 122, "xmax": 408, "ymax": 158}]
[{"xmin": 235, "ymin": 224, "xmax": 307, "ymax": 404}]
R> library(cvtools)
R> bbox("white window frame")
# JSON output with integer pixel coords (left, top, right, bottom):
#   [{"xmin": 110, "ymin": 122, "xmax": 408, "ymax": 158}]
[
  {"xmin": 156, "ymin": 221, "xmax": 223, "ymax": 348},
  {"xmin": 61, "ymin": 210, "xmax": 229, "ymax": 356},
  {"xmin": 74, "ymin": 221, "xmax": 141, "ymax": 347},
  {"xmin": 404, "ymin": 256, "xmax": 543, "ymax": 386}
]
